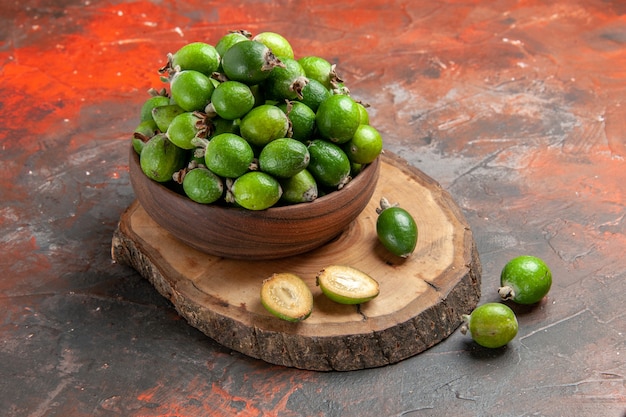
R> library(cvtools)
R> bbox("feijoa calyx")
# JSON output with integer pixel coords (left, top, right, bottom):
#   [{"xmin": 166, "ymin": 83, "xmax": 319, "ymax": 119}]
[
  {"xmin": 376, "ymin": 197, "xmax": 418, "ymax": 258},
  {"xmin": 261, "ymin": 273, "xmax": 313, "ymax": 322},
  {"xmin": 316, "ymin": 265, "xmax": 379, "ymax": 304}
]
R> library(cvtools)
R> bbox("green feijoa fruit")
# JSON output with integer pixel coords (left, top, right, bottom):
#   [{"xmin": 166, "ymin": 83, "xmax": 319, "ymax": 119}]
[
  {"xmin": 259, "ymin": 138, "xmax": 310, "ymax": 178},
  {"xmin": 181, "ymin": 166, "xmax": 224, "ymax": 204},
  {"xmin": 215, "ymin": 30, "xmax": 251, "ymax": 58},
  {"xmin": 316, "ymin": 265, "xmax": 379, "ymax": 305},
  {"xmin": 140, "ymin": 94, "xmax": 170, "ymax": 122},
  {"xmin": 297, "ymin": 78, "xmax": 331, "ymax": 112},
  {"xmin": 170, "ymin": 42, "xmax": 220, "ymax": 76},
  {"xmin": 279, "ymin": 169, "xmax": 318, "ymax": 204},
  {"xmin": 170, "ymin": 70, "xmax": 215, "ymax": 112},
  {"xmin": 207, "ymin": 81, "xmax": 255, "ymax": 120},
  {"xmin": 499, "ymin": 255, "xmax": 552, "ymax": 305},
  {"xmin": 260, "ymin": 273, "xmax": 313, "ymax": 322},
  {"xmin": 239, "ymin": 104, "xmax": 290, "ymax": 147},
  {"xmin": 277, "ymin": 101, "xmax": 316, "ymax": 142},
  {"xmin": 307, "ymin": 139, "xmax": 351, "ymax": 188},
  {"xmin": 227, "ymin": 171, "xmax": 282, "ymax": 210},
  {"xmin": 253, "ymin": 32, "xmax": 294, "ymax": 60},
  {"xmin": 345, "ymin": 124, "xmax": 383, "ymax": 164},
  {"xmin": 298, "ymin": 56, "xmax": 333, "ymax": 89},
  {"xmin": 132, "ymin": 119, "xmax": 159, "ymax": 154},
  {"xmin": 376, "ymin": 197, "xmax": 418, "ymax": 258},
  {"xmin": 152, "ymin": 104, "xmax": 186, "ymax": 132},
  {"xmin": 356, "ymin": 102, "xmax": 370, "ymax": 125},
  {"xmin": 204, "ymin": 133, "xmax": 254, "ymax": 178},
  {"xmin": 221, "ymin": 40, "xmax": 283, "ymax": 85},
  {"xmin": 264, "ymin": 57, "xmax": 308, "ymax": 101},
  {"xmin": 166, "ymin": 111, "xmax": 208, "ymax": 150},
  {"xmin": 140, "ymin": 133, "xmax": 187, "ymax": 182},
  {"xmin": 461, "ymin": 303, "xmax": 519, "ymax": 349},
  {"xmin": 315, "ymin": 94, "xmax": 361, "ymax": 144}
]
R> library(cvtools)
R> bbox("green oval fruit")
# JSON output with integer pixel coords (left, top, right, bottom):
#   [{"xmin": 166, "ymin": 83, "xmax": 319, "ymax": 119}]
[
  {"xmin": 259, "ymin": 138, "xmax": 310, "ymax": 178},
  {"xmin": 279, "ymin": 169, "xmax": 318, "ymax": 204},
  {"xmin": 208, "ymin": 81, "xmax": 255, "ymax": 120},
  {"xmin": 252, "ymin": 31, "xmax": 294, "ymax": 59},
  {"xmin": 461, "ymin": 303, "xmax": 518, "ymax": 348},
  {"xmin": 264, "ymin": 57, "xmax": 308, "ymax": 101},
  {"xmin": 306, "ymin": 139, "xmax": 351, "ymax": 188},
  {"xmin": 170, "ymin": 70, "xmax": 215, "ymax": 112},
  {"xmin": 345, "ymin": 124, "xmax": 383, "ymax": 164},
  {"xmin": 315, "ymin": 94, "xmax": 361, "ymax": 144},
  {"xmin": 260, "ymin": 273, "xmax": 313, "ymax": 322},
  {"xmin": 239, "ymin": 104, "xmax": 290, "ymax": 147},
  {"xmin": 182, "ymin": 167, "xmax": 224, "ymax": 204},
  {"xmin": 316, "ymin": 265, "xmax": 379, "ymax": 304},
  {"xmin": 227, "ymin": 171, "xmax": 282, "ymax": 210},
  {"xmin": 499, "ymin": 255, "xmax": 552, "ymax": 304},
  {"xmin": 140, "ymin": 134, "xmax": 187, "ymax": 182},
  {"xmin": 215, "ymin": 31, "xmax": 251, "ymax": 58},
  {"xmin": 277, "ymin": 101, "xmax": 316, "ymax": 142},
  {"xmin": 298, "ymin": 55, "xmax": 333, "ymax": 89},
  {"xmin": 166, "ymin": 111, "xmax": 207, "ymax": 150},
  {"xmin": 221, "ymin": 40, "xmax": 282, "ymax": 85},
  {"xmin": 376, "ymin": 197, "xmax": 418, "ymax": 258},
  {"xmin": 151, "ymin": 104, "xmax": 186, "ymax": 132},
  {"xmin": 170, "ymin": 42, "xmax": 220, "ymax": 76},
  {"xmin": 297, "ymin": 78, "xmax": 331, "ymax": 112},
  {"xmin": 204, "ymin": 133, "xmax": 254, "ymax": 178}
]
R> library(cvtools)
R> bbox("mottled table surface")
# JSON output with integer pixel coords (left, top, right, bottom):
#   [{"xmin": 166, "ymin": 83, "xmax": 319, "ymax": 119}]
[{"xmin": 1, "ymin": 1, "xmax": 625, "ymax": 416}]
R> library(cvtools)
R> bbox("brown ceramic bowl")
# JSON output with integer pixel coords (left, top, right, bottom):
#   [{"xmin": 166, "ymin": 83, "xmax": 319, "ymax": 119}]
[{"xmin": 128, "ymin": 146, "xmax": 380, "ymax": 260}]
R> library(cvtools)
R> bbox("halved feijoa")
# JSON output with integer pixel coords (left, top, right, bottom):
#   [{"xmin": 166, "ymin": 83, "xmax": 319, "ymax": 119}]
[
  {"xmin": 316, "ymin": 265, "xmax": 379, "ymax": 305},
  {"xmin": 260, "ymin": 273, "xmax": 313, "ymax": 322}
]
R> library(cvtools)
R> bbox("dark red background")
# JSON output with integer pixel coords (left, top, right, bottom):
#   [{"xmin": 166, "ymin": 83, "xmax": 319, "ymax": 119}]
[{"xmin": 1, "ymin": 1, "xmax": 624, "ymax": 415}]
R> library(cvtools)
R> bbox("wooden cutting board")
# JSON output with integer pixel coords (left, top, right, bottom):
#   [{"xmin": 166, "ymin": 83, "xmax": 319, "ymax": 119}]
[{"xmin": 111, "ymin": 152, "xmax": 481, "ymax": 371}]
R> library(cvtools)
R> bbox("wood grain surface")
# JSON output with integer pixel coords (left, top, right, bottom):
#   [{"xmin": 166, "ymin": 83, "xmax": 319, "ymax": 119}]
[{"xmin": 112, "ymin": 152, "xmax": 481, "ymax": 370}]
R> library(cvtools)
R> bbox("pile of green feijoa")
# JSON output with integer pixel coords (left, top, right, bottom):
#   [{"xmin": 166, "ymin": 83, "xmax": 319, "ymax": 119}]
[{"xmin": 132, "ymin": 30, "xmax": 383, "ymax": 210}]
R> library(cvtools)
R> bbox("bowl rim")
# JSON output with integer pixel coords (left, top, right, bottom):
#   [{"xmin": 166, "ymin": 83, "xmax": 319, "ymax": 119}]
[{"xmin": 129, "ymin": 144, "xmax": 380, "ymax": 216}]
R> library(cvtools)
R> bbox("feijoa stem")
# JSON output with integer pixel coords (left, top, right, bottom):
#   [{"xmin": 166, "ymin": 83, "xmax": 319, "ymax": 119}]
[
  {"xmin": 498, "ymin": 285, "xmax": 515, "ymax": 301},
  {"xmin": 460, "ymin": 314, "xmax": 471, "ymax": 335},
  {"xmin": 376, "ymin": 197, "xmax": 399, "ymax": 214}
]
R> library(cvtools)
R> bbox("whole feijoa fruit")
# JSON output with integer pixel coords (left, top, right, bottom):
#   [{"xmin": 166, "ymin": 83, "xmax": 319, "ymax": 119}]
[
  {"xmin": 315, "ymin": 94, "xmax": 361, "ymax": 144},
  {"xmin": 221, "ymin": 40, "xmax": 283, "ymax": 85},
  {"xmin": 461, "ymin": 303, "xmax": 519, "ymax": 348},
  {"xmin": 204, "ymin": 133, "xmax": 255, "ymax": 178},
  {"xmin": 375, "ymin": 197, "xmax": 418, "ymax": 258},
  {"xmin": 181, "ymin": 166, "xmax": 224, "ymax": 204},
  {"xmin": 344, "ymin": 124, "xmax": 383, "ymax": 164},
  {"xmin": 279, "ymin": 169, "xmax": 318, "ymax": 204},
  {"xmin": 227, "ymin": 171, "xmax": 282, "ymax": 210},
  {"xmin": 258, "ymin": 138, "xmax": 310, "ymax": 178},
  {"xmin": 499, "ymin": 255, "xmax": 552, "ymax": 304},
  {"xmin": 139, "ymin": 133, "xmax": 187, "ymax": 182},
  {"xmin": 170, "ymin": 70, "xmax": 215, "ymax": 112},
  {"xmin": 252, "ymin": 31, "xmax": 294, "ymax": 59},
  {"xmin": 239, "ymin": 104, "xmax": 290, "ymax": 147},
  {"xmin": 306, "ymin": 139, "xmax": 351, "ymax": 189}
]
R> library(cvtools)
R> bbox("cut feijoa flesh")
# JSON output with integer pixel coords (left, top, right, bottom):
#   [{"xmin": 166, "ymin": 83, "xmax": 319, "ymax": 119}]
[
  {"xmin": 260, "ymin": 273, "xmax": 313, "ymax": 322},
  {"xmin": 316, "ymin": 265, "xmax": 379, "ymax": 304}
]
